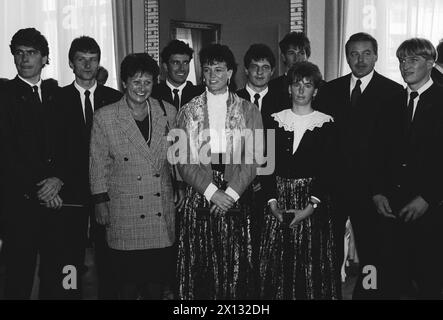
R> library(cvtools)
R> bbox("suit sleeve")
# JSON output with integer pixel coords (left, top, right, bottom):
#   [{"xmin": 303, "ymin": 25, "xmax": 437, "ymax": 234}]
[
  {"xmin": 0, "ymin": 93, "xmax": 47, "ymax": 191},
  {"xmin": 310, "ymin": 121, "xmax": 339, "ymax": 201},
  {"xmin": 175, "ymin": 110, "xmax": 213, "ymax": 195},
  {"xmin": 89, "ymin": 111, "xmax": 112, "ymax": 201},
  {"xmin": 227, "ymin": 104, "xmax": 263, "ymax": 197}
]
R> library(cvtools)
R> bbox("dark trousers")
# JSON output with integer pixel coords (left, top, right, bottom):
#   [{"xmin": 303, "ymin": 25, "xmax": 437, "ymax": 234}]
[
  {"xmin": 90, "ymin": 218, "xmax": 118, "ymax": 299},
  {"xmin": 3, "ymin": 200, "xmax": 84, "ymax": 299},
  {"xmin": 378, "ymin": 208, "xmax": 443, "ymax": 299},
  {"xmin": 350, "ymin": 204, "xmax": 383, "ymax": 300}
]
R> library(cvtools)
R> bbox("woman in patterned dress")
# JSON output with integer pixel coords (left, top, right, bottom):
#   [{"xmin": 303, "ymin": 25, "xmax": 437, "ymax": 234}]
[
  {"xmin": 260, "ymin": 61, "xmax": 341, "ymax": 299},
  {"xmin": 174, "ymin": 44, "xmax": 263, "ymax": 299}
]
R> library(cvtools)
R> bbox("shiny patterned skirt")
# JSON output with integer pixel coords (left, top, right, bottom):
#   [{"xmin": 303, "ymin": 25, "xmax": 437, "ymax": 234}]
[
  {"xmin": 259, "ymin": 177, "xmax": 340, "ymax": 300},
  {"xmin": 177, "ymin": 170, "xmax": 255, "ymax": 300}
]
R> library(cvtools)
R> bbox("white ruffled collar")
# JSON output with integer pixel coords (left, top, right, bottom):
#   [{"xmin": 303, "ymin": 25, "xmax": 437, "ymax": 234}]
[{"xmin": 272, "ymin": 109, "xmax": 333, "ymax": 154}]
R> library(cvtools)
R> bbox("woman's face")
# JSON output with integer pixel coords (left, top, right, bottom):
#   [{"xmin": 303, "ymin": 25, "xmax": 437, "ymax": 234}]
[
  {"xmin": 202, "ymin": 61, "xmax": 232, "ymax": 94},
  {"xmin": 123, "ymin": 72, "xmax": 153, "ymax": 106},
  {"xmin": 289, "ymin": 77, "xmax": 317, "ymax": 106}
]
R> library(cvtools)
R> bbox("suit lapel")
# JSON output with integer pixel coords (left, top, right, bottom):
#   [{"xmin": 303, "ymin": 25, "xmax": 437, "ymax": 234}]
[
  {"xmin": 94, "ymin": 85, "xmax": 108, "ymax": 109},
  {"xmin": 148, "ymin": 98, "xmax": 169, "ymax": 170},
  {"xmin": 116, "ymin": 97, "xmax": 165, "ymax": 170},
  {"xmin": 412, "ymin": 85, "xmax": 434, "ymax": 128}
]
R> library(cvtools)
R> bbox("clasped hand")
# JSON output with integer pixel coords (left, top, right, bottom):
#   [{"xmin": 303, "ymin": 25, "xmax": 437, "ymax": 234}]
[
  {"xmin": 37, "ymin": 177, "xmax": 64, "ymax": 210},
  {"xmin": 210, "ymin": 189, "xmax": 235, "ymax": 215},
  {"xmin": 269, "ymin": 201, "xmax": 314, "ymax": 228},
  {"xmin": 373, "ymin": 194, "xmax": 429, "ymax": 222}
]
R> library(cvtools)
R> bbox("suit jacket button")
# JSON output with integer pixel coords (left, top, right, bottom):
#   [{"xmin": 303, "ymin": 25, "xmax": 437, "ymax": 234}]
[
  {"xmin": 139, "ymin": 196, "xmax": 144, "ymax": 200},
  {"xmin": 402, "ymin": 163, "xmax": 407, "ymax": 167},
  {"xmin": 155, "ymin": 192, "xmax": 160, "ymax": 197},
  {"xmin": 140, "ymin": 214, "xmax": 145, "ymax": 219},
  {"xmin": 157, "ymin": 212, "xmax": 162, "ymax": 217},
  {"xmin": 154, "ymin": 173, "xmax": 160, "ymax": 177},
  {"xmin": 124, "ymin": 157, "xmax": 129, "ymax": 161},
  {"xmin": 397, "ymin": 184, "xmax": 401, "ymax": 188},
  {"xmin": 137, "ymin": 176, "xmax": 142, "ymax": 181}
]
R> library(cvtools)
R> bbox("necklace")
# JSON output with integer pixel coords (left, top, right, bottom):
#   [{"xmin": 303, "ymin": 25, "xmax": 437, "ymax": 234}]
[{"xmin": 128, "ymin": 99, "xmax": 150, "ymax": 121}]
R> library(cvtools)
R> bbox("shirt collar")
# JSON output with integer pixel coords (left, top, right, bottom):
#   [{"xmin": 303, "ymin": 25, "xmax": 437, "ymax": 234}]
[
  {"xmin": 407, "ymin": 77, "xmax": 433, "ymax": 97},
  {"xmin": 18, "ymin": 74, "xmax": 42, "ymax": 89},
  {"xmin": 206, "ymin": 87, "xmax": 229, "ymax": 105},
  {"xmin": 245, "ymin": 84, "xmax": 268, "ymax": 100},
  {"xmin": 74, "ymin": 80, "xmax": 97, "ymax": 96},
  {"xmin": 351, "ymin": 70, "xmax": 374, "ymax": 93},
  {"xmin": 435, "ymin": 64, "xmax": 443, "ymax": 74},
  {"xmin": 166, "ymin": 79, "xmax": 187, "ymax": 93}
]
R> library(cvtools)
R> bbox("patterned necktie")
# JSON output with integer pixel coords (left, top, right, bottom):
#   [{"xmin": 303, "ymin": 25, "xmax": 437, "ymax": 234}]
[
  {"xmin": 172, "ymin": 88, "xmax": 180, "ymax": 109},
  {"xmin": 253, "ymin": 93, "xmax": 260, "ymax": 108},
  {"xmin": 84, "ymin": 90, "xmax": 93, "ymax": 134},
  {"xmin": 32, "ymin": 85, "xmax": 41, "ymax": 104},
  {"xmin": 350, "ymin": 79, "xmax": 362, "ymax": 107}
]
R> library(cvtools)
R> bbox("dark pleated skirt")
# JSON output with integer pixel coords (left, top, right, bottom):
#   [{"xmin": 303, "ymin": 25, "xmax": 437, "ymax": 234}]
[
  {"xmin": 177, "ymin": 170, "xmax": 255, "ymax": 300},
  {"xmin": 259, "ymin": 177, "xmax": 340, "ymax": 300}
]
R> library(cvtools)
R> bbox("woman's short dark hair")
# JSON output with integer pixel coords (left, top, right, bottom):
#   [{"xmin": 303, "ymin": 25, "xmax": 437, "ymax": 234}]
[
  {"xmin": 199, "ymin": 43, "xmax": 237, "ymax": 74},
  {"xmin": 287, "ymin": 61, "xmax": 323, "ymax": 89},
  {"xmin": 9, "ymin": 28, "xmax": 50, "ymax": 65},
  {"xmin": 120, "ymin": 53, "xmax": 159, "ymax": 84},
  {"xmin": 243, "ymin": 43, "xmax": 276, "ymax": 69}
]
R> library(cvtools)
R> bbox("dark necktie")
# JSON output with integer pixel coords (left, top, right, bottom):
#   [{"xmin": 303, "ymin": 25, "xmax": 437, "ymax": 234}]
[
  {"xmin": 84, "ymin": 90, "xmax": 93, "ymax": 134},
  {"xmin": 253, "ymin": 93, "xmax": 260, "ymax": 108},
  {"xmin": 406, "ymin": 91, "xmax": 418, "ymax": 123},
  {"xmin": 32, "ymin": 85, "xmax": 41, "ymax": 104},
  {"xmin": 350, "ymin": 79, "xmax": 362, "ymax": 108},
  {"xmin": 172, "ymin": 88, "xmax": 180, "ymax": 109}
]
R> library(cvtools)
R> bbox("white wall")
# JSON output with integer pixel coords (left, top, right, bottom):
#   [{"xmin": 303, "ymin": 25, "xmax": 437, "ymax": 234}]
[{"xmin": 307, "ymin": 0, "xmax": 326, "ymax": 76}]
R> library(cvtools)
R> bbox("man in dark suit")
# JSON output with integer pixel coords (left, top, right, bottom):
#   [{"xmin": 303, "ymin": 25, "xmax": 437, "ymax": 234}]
[
  {"xmin": 152, "ymin": 40, "xmax": 203, "ymax": 109},
  {"xmin": 0, "ymin": 28, "xmax": 70, "ymax": 299},
  {"xmin": 60, "ymin": 36, "xmax": 122, "ymax": 299},
  {"xmin": 372, "ymin": 38, "xmax": 443, "ymax": 299},
  {"xmin": 237, "ymin": 43, "xmax": 278, "ymax": 129},
  {"xmin": 236, "ymin": 44, "xmax": 278, "ymax": 295},
  {"xmin": 268, "ymin": 32, "xmax": 311, "ymax": 111},
  {"xmin": 316, "ymin": 32, "xmax": 404, "ymax": 299},
  {"xmin": 431, "ymin": 40, "xmax": 443, "ymax": 85}
]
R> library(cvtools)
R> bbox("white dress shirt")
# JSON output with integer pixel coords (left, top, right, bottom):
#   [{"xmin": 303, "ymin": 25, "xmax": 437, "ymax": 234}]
[
  {"xmin": 166, "ymin": 79, "xmax": 187, "ymax": 104},
  {"xmin": 349, "ymin": 70, "xmax": 374, "ymax": 96},
  {"xmin": 407, "ymin": 77, "xmax": 433, "ymax": 120},
  {"xmin": 18, "ymin": 75, "xmax": 42, "ymax": 101},
  {"xmin": 245, "ymin": 84, "xmax": 268, "ymax": 111},
  {"xmin": 74, "ymin": 80, "xmax": 97, "ymax": 122}
]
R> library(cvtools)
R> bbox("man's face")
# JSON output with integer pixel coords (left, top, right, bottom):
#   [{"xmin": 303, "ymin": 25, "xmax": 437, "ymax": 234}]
[
  {"xmin": 164, "ymin": 54, "xmax": 191, "ymax": 87},
  {"xmin": 245, "ymin": 59, "xmax": 274, "ymax": 90},
  {"xmin": 69, "ymin": 51, "xmax": 100, "ymax": 83},
  {"xmin": 399, "ymin": 55, "xmax": 433, "ymax": 90},
  {"xmin": 13, "ymin": 45, "xmax": 47, "ymax": 84},
  {"xmin": 346, "ymin": 41, "xmax": 378, "ymax": 78},
  {"xmin": 282, "ymin": 45, "xmax": 307, "ymax": 69}
]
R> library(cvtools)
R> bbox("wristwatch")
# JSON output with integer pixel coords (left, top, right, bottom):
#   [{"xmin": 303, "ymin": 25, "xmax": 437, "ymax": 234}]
[{"xmin": 308, "ymin": 200, "xmax": 319, "ymax": 209}]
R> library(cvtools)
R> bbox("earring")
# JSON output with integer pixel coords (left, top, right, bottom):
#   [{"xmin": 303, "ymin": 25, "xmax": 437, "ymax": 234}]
[{"xmin": 227, "ymin": 78, "xmax": 230, "ymax": 86}]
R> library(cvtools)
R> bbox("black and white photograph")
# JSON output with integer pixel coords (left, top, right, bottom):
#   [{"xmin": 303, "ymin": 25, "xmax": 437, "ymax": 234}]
[{"xmin": 0, "ymin": 0, "xmax": 442, "ymax": 307}]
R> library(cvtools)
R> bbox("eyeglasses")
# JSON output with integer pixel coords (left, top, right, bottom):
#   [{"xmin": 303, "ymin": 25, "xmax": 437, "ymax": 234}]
[
  {"xmin": 14, "ymin": 49, "xmax": 40, "ymax": 57},
  {"xmin": 248, "ymin": 64, "xmax": 272, "ymax": 73}
]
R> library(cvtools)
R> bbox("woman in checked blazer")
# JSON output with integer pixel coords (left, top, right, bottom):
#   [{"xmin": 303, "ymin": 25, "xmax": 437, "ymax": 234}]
[{"xmin": 89, "ymin": 53, "xmax": 178, "ymax": 299}]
